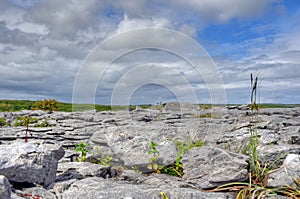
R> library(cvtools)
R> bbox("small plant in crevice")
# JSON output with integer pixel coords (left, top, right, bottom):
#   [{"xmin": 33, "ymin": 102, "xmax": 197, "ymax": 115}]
[
  {"xmin": 161, "ymin": 139, "xmax": 204, "ymax": 178},
  {"xmin": 74, "ymin": 142, "xmax": 90, "ymax": 162},
  {"xmin": 132, "ymin": 166, "xmax": 142, "ymax": 174},
  {"xmin": 34, "ymin": 119, "xmax": 55, "ymax": 127},
  {"xmin": 160, "ymin": 192, "xmax": 169, "ymax": 199},
  {"xmin": 147, "ymin": 141, "xmax": 160, "ymax": 171},
  {"xmin": 14, "ymin": 116, "xmax": 38, "ymax": 127},
  {"xmin": 88, "ymin": 147, "xmax": 113, "ymax": 166},
  {"xmin": 0, "ymin": 118, "xmax": 9, "ymax": 127},
  {"xmin": 14, "ymin": 115, "xmax": 36, "ymax": 142},
  {"xmin": 194, "ymin": 113, "xmax": 221, "ymax": 119},
  {"xmin": 147, "ymin": 139, "xmax": 204, "ymax": 178}
]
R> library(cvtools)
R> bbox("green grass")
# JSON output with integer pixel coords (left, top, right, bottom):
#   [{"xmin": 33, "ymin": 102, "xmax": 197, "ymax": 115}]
[
  {"xmin": 254, "ymin": 103, "xmax": 300, "ymax": 109},
  {"xmin": 0, "ymin": 118, "xmax": 9, "ymax": 126},
  {"xmin": 146, "ymin": 139, "xmax": 204, "ymax": 177},
  {"xmin": 0, "ymin": 99, "xmax": 138, "ymax": 112},
  {"xmin": 194, "ymin": 113, "xmax": 222, "ymax": 119},
  {"xmin": 0, "ymin": 100, "xmax": 299, "ymax": 112}
]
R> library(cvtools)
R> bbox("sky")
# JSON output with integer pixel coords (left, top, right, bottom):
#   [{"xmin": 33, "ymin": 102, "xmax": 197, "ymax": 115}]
[{"xmin": 0, "ymin": 0, "xmax": 299, "ymax": 105}]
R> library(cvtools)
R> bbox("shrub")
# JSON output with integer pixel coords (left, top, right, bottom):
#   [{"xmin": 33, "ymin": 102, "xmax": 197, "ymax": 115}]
[
  {"xmin": 33, "ymin": 99, "xmax": 59, "ymax": 113},
  {"xmin": 0, "ymin": 118, "xmax": 9, "ymax": 127}
]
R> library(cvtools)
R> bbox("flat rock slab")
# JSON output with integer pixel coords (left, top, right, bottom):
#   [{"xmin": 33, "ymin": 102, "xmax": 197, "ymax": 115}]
[
  {"xmin": 0, "ymin": 142, "xmax": 64, "ymax": 186},
  {"xmin": 182, "ymin": 146, "xmax": 249, "ymax": 189},
  {"xmin": 62, "ymin": 177, "xmax": 235, "ymax": 199}
]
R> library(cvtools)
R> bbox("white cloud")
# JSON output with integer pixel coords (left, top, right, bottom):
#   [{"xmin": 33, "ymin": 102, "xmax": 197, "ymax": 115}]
[
  {"xmin": 170, "ymin": 0, "xmax": 282, "ymax": 23},
  {"xmin": 115, "ymin": 14, "xmax": 172, "ymax": 34}
]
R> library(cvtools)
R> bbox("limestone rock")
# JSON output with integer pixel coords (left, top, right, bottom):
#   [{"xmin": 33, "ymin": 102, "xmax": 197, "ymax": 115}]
[
  {"xmin": 258, "ymin": 144, "xmax": 300, "ymax": 168},
  {"xmin": 22, "ymin": 187, "xmax": 56, "ymax": 199},
  {"xmin": 0, "ymin": 142, "xmax": 64, "ymax": 186},
  {"xmin": 0, "ymin": 175, "xmax": 11, "ymax": 199},
  {"xmin": 182, "ymin": 146, "xmax": 249, "ymax": 189},
  {"xmin": 56, "ymin": 162, "xmax": 123, "ymax": 182},
  {"xmin": 268, "ymin": 154, "xmax": 300, "ymax": 187},
  {"xmin": 61, "ymin": 177, "xmax": 235, "ymax": 199}
]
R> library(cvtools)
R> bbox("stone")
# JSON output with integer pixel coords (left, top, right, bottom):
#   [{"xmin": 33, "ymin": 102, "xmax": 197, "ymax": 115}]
[
  {"xmin": 0, "ymin": 142, "xmax": 65, "ymax": 186},
  {"xmin": 61, "ymin": 177, "xmax": 235, "ymax": 199},
  {"xmin": 22, "ymin": 187, "xmax": 56, "ymax": 199},
  {"xmin": 268, "ymin": 154, "xmax": 300, "ymax": 187},
  {"xmin": 182, "ymin": 146, "xmax": 249, "ymax": 189},
  {"xmin": 257, "ymin": 144, "xmax": 300, "ymax": 168},
  {"xmin": 56, "ymin": 162, "xmax": 123, "ymax": 182},
  {"xmin": 164, "ymin": 102, "xmax": 199, "ymax": 112},
  {"xmin": 0, "ymin": 175, "xmax": 11, "ymax": 199},
  {"xmin": 112, "ymin": 138, "xmax": 178, "ymax": 173},
  {"xmin": 90, "ymin": 126, "xmax": 178, "ymax": 173}
]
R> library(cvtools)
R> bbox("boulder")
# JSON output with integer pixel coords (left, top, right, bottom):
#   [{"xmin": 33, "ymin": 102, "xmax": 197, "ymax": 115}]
[
  {"xmin": 182, "ymin": 146, "xmax": 249, "ymax": 189},
  {"xmin": 268, "ymin": 154, "xmax": 300, "ymax": 187},
  {"xmin": 0, "ymin": 142, "xmax": 64, "ymax": 186},
  {"xmin": 0, "ymin": 175, "xmax": 11, "ymax": 199}
]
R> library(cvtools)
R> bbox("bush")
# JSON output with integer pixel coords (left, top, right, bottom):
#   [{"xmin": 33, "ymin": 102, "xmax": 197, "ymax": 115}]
[
  {"xmin": 0, "ymin": 118, "xmax": 9, "ymax": 126},
  {"xmin": 33, "ymin": 99, "xmax": 59, "ymax": 113}
]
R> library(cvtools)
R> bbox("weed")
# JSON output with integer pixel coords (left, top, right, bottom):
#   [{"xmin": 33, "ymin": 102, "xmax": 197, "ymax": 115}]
[
  {"xmin": 34, "ymin": 119, "xmax": 54, "ymax": 127},
  {"xmin": 0, "ymin": 118, "xmax": 9, "ymax": 127},
  {"xmin": 91, "ymin": 147, "xmax": 113, "ymax": 166},
  {"xmin": 160, "ymin": 192, "xmax": 169, "ymax": 199},
  {"xmin": 14, "ymin": 115, "xmax": 36, "ymax": 142},
  {"xmin": 74, "ymin": 144, "xmax": 113, "ymax": 166},
  {"xmin": 161, "ymin": 139, "xmax": 204, "ymax": 177},
  {"xmin": 14, "ymin": 116, "xmax": 38, "ymax": 127},
  {"xmin": 74, "ymin": 142, "xmax": 90, "ymax": 162},
  {"xmin": 147, "ymin": 141, "xmax": 160, "ymax": 171},
  {"xmin": 194, "ymin": 113, "xmax": 221, "ymax": 119},
  {"xmin": 147, "ymin": 139, "xmax": 204, "ymax": 177},
  {"xmin": 132, "ymin": 166, "xmax": 142, "ymax": 174}
]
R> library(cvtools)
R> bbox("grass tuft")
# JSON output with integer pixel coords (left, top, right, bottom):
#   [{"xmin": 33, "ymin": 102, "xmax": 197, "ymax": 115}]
[{"xmin": 210, "ymin": 73, "xmax": 300, "ymax": 198}]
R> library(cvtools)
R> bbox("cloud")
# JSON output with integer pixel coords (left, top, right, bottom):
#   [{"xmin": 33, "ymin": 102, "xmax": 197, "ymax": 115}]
[
  {"xmin": 115, "ymin": 14, "xmax": 172, "ymax": 33},
  {"xmin": 170, "ymin": 0, "xmax": 282, "ymax": 23},
  {"xmin": 0, "ymin": 21, "xmax": 39, "ymax": 46},
  {"xmin": 0, "ymin": 0, "xmax": 298, "ymax": 105},
  {"xmin": 29, "ymin": 0, "xmax": 105, "ymax": 39}
]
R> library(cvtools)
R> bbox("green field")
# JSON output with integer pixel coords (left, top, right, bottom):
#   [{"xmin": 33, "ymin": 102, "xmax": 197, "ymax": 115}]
[
  {"xmin": 0, "ymin": 99, "xmax": 138, "ymax": 112},
  {"xmin": 0, "ymin": 99, "xmax": 299, "ymax": 112}
]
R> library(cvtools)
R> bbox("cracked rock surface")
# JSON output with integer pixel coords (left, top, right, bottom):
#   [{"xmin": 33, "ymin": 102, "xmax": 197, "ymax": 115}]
[{"xmin": 0, "ymin": 105, "xmax": 298, "ymax": 198}]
